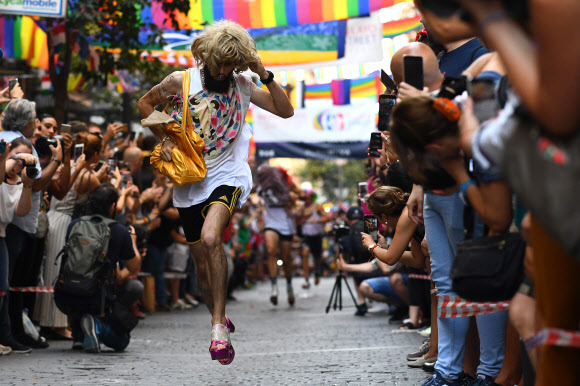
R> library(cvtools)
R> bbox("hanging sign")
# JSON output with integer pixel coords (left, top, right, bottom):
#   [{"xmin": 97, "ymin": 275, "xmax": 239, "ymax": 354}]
[{"xmin": 0, "ymin": 0, "xmax": 68, "ymax": 18}]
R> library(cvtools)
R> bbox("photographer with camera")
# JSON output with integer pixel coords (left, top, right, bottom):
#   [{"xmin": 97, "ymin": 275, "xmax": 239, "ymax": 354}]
[
  {"xmin": 55, "ymin": 183, "xmax": 141, "ymax": 353},
  {"xmin": 0, "ymin": 137, "xmax": 38, "ymax": 354}
]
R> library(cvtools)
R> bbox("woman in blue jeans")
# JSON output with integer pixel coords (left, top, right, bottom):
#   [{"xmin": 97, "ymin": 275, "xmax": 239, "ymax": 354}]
[{"xmin": 390, "ymin": 94, "xmax": 511, "ymax": 386}]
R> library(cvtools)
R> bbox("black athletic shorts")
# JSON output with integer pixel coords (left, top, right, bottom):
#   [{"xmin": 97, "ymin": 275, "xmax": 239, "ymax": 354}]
[
  {"xmin": 177, "ymin": 185, "xmax": 242, "ymax": 244},
  {"xmin": 302, "ymin": 235, "xmax": 323, "ymax": 260},
  {"xmin": 264, "ymin": 228, "xmax": 294, "ymax": 242}
]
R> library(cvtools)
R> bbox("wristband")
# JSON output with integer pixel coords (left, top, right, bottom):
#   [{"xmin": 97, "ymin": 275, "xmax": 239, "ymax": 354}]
[
  {"xmin": 143, "ymin": 216, "xmax": 150, "ymax": 224},
  {"xmin": 368, "ymin": 244, "xmax": 380, "ymax": 262},
  {"xmin": 260, "ymin": 70, "xmax": 275, "ymax": 85},
  {"xmin": 367, "ymin": 243, "xmax": 377, "ymax": 252},
  {"xmin": 460, "ymin": 179, "xmax": 477, "ymax": 195},
  {"xmin": 52, "ymin": 158, "xmax": 62, "ymax": 165}
]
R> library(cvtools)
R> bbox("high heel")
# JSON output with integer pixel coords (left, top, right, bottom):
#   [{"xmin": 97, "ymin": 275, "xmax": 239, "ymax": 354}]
[
  {"xmin": 209, "ymin": 324, "xmax": 234, "ymax": 365},
  {"xmin": 225, "ymin": 316, "xmax": 235, "ymax": 333}
]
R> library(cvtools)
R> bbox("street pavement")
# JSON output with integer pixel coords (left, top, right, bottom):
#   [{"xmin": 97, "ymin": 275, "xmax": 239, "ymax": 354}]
[{"xmin": 2, "ymin": 277, "xmax": 431, "ymax": 385}]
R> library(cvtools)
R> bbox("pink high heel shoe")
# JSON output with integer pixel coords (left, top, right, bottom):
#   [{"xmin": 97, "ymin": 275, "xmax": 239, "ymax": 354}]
[
  {"xmin": 209, "ymin": 324, "xmax": 235, "ymax": 365},
  {"xmin": 225, "ymin": 316, "xmax": 235, "ymax": 333}
]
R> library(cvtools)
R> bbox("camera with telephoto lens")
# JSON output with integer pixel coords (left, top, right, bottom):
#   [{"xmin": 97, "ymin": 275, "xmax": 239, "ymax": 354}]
[
  {"xmin": 18, "ymin": 158, "xmax": 39, "ymax": 178},
  {"xmin": 35, "ymin": 135, "xmax": 63, "ymax": 157}
]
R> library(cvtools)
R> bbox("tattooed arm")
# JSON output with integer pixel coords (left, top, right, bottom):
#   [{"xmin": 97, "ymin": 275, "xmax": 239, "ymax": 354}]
[{"xmin": 137, "ymin": 71, "xmax": 183, "ymax": 141}]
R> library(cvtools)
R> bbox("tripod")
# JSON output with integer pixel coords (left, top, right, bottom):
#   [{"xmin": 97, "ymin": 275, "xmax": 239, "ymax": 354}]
[{"xmin": 325, "ymin": 271, "xmax": 361, "ymax": 313}]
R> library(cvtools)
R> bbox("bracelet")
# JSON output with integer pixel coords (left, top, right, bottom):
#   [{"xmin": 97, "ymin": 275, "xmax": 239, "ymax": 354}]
[
  {"xmin": 367, "ymin": 243, "xmax": 376, "ymax": 252},
  {"xmin": 478, "ymin": 10, "xmax": 509, "ymax": 31},
  {"xmin": 143, "ymin": 216, "xmax": 150, "ymax": 224},
  {"xmin": 460, "ymin": 179, "xmax": 477, "ymax": 195},
  {"xmin": 370, "ymin": 244, "xmax": 380, "ymax": 255},
  {"xmin": 161, "ymin": 136, "xmax": 176, "ymax": 147},
  {"xmin": 52, "ymin": 158, "xmax": 62, "ymax": 165},
  {"xmin": 260, "ymin": 70, "xmax": 275, "ymax": 85},
  {"xmin": 23, "ymin": 184, "xmax": 33, "ymax": 189}
]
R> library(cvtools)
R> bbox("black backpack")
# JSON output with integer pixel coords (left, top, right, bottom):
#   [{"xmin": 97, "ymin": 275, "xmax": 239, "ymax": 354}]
[{"xmin": 55, "ymin": 215, "xmax": 116, "ymax": 298}]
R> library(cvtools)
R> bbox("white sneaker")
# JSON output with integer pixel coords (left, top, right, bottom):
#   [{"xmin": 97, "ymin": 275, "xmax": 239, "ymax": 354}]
[
  {"xmin": 0, "ymin": 344, "xmax": 12, "ymax": 355},
  {"xmin": 270, "ymin": 285, "xmax": 278, "ymax": 305}
]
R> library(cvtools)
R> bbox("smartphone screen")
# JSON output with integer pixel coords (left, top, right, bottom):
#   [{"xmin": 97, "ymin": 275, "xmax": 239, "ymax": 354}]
[
  {"xmin": 358, "ymin": 182, "xmax": 368, "ymax": 201},
  {"xmin": 380, "ymin": 70, "xmax": 398, "ymax": 94},
  {"xmin": 404, "ymin": 56, "xmax": 424, "ymax": 91},
  {"xmin": 107, "ymin": 157, "xmax": 117, "ymax": 173},
  {"xmin": 0, "ymin": 141, "xmax": 6, "ymax": 154},
  {"xmin": 129, "ymin": 131, "xmax": 136, "ymax": 141},
  {"xmin": 61, "ymin": 123, "xmax": 71, "ymax": 135},
  {"xmin": 121, "ymin": 171, "xmax": 130, "ymax": 189},
  {"xmin": 378, "ymin": 94, "xmax": 397, "ymax": 131},
  {"xmin": 364, "ymin": 215, "xmax": 378, "ymax": 242},
  {"xmin": 369, "ymin": 132, "xmax": 383, "ymax": 157},
  {"xmin": 94, "ymin": 161, "xmax": 105, "ymax": 172},
  {"xmin": 73, "ymin": 144, "xmax": 84, "ymax": 164},
  {"xmin": 469, "ymin": 79, "xmax": 498, "ymax": 122},
  {"xmin": 8, "ymin": 79, "xmax": 18, "ymax": 99}
]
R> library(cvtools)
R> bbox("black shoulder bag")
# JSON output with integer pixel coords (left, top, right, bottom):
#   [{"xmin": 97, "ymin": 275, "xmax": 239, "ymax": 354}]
[{"xmin": 451, "ymin": 205, "xmax": 526, "ymax": 302}]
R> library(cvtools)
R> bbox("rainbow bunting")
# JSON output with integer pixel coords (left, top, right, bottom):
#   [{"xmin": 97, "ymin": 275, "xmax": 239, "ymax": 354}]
[
  {"xmin": 382, "ymin": 14, "xmax": 422, "ymax": 38},
  {"xmin": 331, "ymin": 79, "xmax": 350, "ymax": 105},
  {"xmin": 0, "ymin": 16, "xmax": 49, "ymax": 70},
  {"xmin": 350, "ymin": 71, "xmax": 382, "ymax": 99},
  {"xmin": 304, "ymin": 83, "xmax": 332, "ymax": 100},
  {"xmin": 144, "ymin": 0, "xmax": 403, "ymax": 30}
]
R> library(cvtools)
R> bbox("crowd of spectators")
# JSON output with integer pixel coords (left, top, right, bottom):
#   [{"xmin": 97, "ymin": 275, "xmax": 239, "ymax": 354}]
[{"xmin": 1, "ymin": 0, "xmax": 578, "ymax": 383}]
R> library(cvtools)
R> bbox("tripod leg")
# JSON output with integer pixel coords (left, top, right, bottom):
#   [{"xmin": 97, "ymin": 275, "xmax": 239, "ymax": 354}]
[
  {"xmin": 325, "ymin": 277, "xmax": 339, "ymax": 313},
  {"xmin": 339, "ymin": 275, "xmax": 343, "ymax": 310},
  {"xmin": 342, "ymin": 274, "xmax": 360, "ymax": 310},
  {"xmin": 333, "ymin": 275, "xmax": 340, "ymax": 310}
]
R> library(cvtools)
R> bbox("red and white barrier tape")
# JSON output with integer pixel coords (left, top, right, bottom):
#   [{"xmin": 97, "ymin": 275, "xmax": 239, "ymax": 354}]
[
  {"xmin": 437, "ymin": 295, "xmax": 509, "ymax": 318},
  {"xmin": 408, "ymin": 274, "xmax": 431, "ymax": 280},
  {"xmin": 0, "ymin": 286, "xmax": 54, "ymax": 296},
  {"xmin": 524, "ymin": 328, "xmax": 580, "ymax": 351}
]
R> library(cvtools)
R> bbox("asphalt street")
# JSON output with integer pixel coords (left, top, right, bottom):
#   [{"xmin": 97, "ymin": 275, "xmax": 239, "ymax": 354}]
[{"xmin": 2, "ymin": 277, "xmax": 430, "ymax": 385}]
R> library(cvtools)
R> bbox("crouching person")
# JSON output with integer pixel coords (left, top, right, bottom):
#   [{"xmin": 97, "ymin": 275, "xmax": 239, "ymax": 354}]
[{"xmin": 55, "ymin": 184, "xmax": 142, "ymax": 353}]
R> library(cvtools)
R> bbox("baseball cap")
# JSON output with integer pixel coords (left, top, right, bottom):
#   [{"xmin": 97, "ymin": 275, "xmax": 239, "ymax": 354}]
[{"xmin": 346, "ymin": 206, "xmax": 363, "ymax": 221}]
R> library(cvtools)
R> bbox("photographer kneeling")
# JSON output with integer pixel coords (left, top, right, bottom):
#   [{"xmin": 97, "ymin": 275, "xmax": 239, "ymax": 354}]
[
  {"xmin": 55, "ymin": 184, "xmax": 142, "ymax": 353},
  {"xmin": 338, "ymin": 187, "xmax": 428, "ymax": 324}
]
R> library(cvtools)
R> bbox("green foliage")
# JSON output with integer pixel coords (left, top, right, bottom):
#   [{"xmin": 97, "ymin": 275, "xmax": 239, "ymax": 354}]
[{"xmin": 297, "ymin": 159, "xmax": 367, "ymax": 203}]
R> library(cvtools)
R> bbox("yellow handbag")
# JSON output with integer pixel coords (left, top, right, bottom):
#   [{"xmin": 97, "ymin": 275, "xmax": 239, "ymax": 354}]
[{"xmin": 148, "ymin": 70, "xmax": 207, "ymax": 187}]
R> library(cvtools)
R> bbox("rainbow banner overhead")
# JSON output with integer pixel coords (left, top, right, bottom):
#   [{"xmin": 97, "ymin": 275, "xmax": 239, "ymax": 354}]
[
  {"xmin": 350, "ymin": 71, "xmax": 382, "ymax": 99},
  {"xmin": 305, "ymin": 71, "xmax": 383, "ymax": 103},
  {"xmin": 304, "ymin": 83, "xmax": 332, "ymax": 100},
  {"xmin": 382, "ymin": 14, "xmax": 422, "ymax": 38},
  {"xmin": 0, "ymin": 16, "xmax": 49, "ymax": 70},
  {"xmin": 137, "ymin": 19, "xmax": 346, "ymax": 68},
  {"xmin": 143, "ymin": 0, "xmax": 405, "ymax": 30}
]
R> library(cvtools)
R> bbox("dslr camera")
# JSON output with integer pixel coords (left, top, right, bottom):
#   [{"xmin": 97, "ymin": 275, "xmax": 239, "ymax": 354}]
[{"xmin": 35, "ymin": 135, "xmax": 63, "ymax": 157}]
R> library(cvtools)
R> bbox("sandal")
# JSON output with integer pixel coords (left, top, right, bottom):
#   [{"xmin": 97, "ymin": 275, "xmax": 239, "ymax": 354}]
[
  {"xmin": 399, "ymin": 321, "xmax": 420, "ymax": 330},
  {"xmin": 209, "ymin": 324, "xmax": 234, "ymax": 365}
]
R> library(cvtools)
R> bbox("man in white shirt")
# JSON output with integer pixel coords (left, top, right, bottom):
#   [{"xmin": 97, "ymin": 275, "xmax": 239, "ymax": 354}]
[{"xmin": 138, "ymin": 20, "xmax": 293, "ymax": 365}]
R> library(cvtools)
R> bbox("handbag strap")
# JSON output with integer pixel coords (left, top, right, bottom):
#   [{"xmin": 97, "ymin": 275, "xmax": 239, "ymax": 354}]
[{"xmin": 181, "ymin": 70, "xmax": 191, "ymax": 132}]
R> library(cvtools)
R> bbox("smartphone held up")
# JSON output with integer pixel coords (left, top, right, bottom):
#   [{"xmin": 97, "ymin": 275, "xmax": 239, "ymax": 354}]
[
  {"xmin": 364, "ymin": 215, "xmax": 379, "ymax": 243},
  {"xmin": 369, "ymin": 132, "xmax": 383, "ymax": 158}
]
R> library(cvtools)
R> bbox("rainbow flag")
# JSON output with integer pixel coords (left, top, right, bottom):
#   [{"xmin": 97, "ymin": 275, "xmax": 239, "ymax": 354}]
[
  {"xmin": 0, "ymin": 16, "xmax": 49, "ymax": 70},
  {"xmin": 350, "ymin": 71, "xmax": 382, "ymax": 99},
  {"xmin": 382, "ymin": 14, "xmax": 422, "ymax": 38},
  {"xmin": 144, "ymin": 0, "xmax": 403, "ymax": 30},
  {"xmin": 331, "ymin": 79, "xmax": 350, "ymax": 105},
  {"xmin": 137, "ymin": 19, "xmax": 346, "ymax": 68},
  {"xmin": 304, "ymin": 83, "xmax": 332, "ymax": 99}
]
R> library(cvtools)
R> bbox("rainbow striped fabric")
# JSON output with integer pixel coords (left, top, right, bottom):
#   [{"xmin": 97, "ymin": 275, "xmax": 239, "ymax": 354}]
[
  {"xmin": 143, "ymin": 0, "xmax": 404, "ymax": 30},
  {"xmin": 0, "ymin": 16, "xmax": 49, "ymax": 70},
  {"xmin": 382, "ymin": 14, "xmax": 422, "ymax": 38},
  {"xmin": 305, "ymin": 71, "xmax": 382, "ymax": 103}
]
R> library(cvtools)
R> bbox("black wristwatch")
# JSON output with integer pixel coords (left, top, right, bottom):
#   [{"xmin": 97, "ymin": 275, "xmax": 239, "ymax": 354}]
[{"xmin": 260, "ymin": 70, "xmax": 275, "ymax": 85}]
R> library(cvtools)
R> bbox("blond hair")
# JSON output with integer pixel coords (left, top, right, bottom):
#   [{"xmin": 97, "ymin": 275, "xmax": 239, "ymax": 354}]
[
  {"xmin": 191, "ymin": 20, "xmax": 259, "ymax": 77},
  {"xmin": 367, "ymin": 186, "xmax": 410, "ymax": 218}
]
